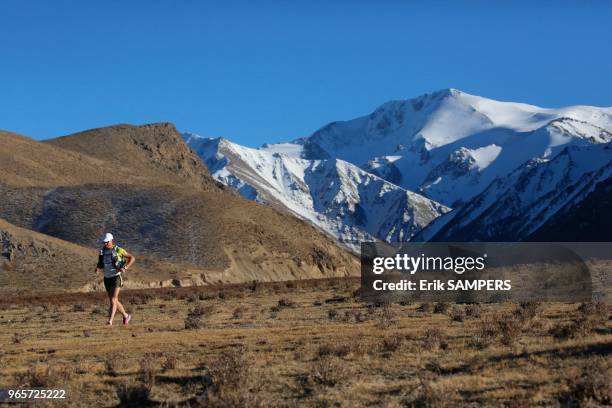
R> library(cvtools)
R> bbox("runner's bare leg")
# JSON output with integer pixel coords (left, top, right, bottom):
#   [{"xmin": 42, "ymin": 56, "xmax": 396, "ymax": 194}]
[{"xmin": 111, "ymin": 287, "xmax": 128, "ymax": 319}]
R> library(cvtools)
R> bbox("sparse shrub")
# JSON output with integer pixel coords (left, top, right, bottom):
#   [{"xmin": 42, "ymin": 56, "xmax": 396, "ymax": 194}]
[
  {"xmin": 382, "ymin": 333, "xmax": 405, "ymax": 353},
  {"xmin": 208, "ymin": 349, "xmax": 249, "ymax": 388},
  {"xmin": 116, "ymin": 383, "xmax": 151, "ymax": 406},
  {"xmin": 232, "ymin": 307, "xmax": 245, "ymax": 319},
  {"xmin": 186, "ymin": 293, "xmax": 199, "ymax": 303},
  {"xmin": 12, "ymin": 332, "xmax": 22, "ymax": 344},
  {"xmin": 139, "ymin": 355, "xmax": 157, "ymax": 390},
  {"xmin": 198, "ymin": 348, "xmax": 262, "ymax": 406},
  {"xmin": 15, "ymin": 365, "xmax": 73, "ymax": 387},
  {"xmin": 317, "ymin": 343, "xmax": 351, "ymax": 358},
  {"xmin": 514, "ymin": 301, "xmax": 542, "ymax": 322},
  {"xmin": 423, "ymin": 328, "xmax": 447, "ymax": 351},
  {"xmin": 353, "ymin": 310, "xmax": 366, "ymax": 323},
  {"xmin": 269, "ymin": 305, "xmax": 281, "ymax": 313},
  {"xmin": 341, "ymin": 310, "xmax": 353, "ymax": 322},
  {"xmin": 449, "ymin": 306, "xmax": 466, "ymax": 322},
  {"xmin": 560, "ymin": 357, "xmax": 611, "ymax": 405},
  {"xmin": 465, "ymin": 304, "xmax": 482, "ymax": 319},
  {"xmin": 248, "ymin": 280, "xmax": 258, "ymax": 292},
  {"xmin": 378, "ymin": 302, "xmax": 395, "ymax": 324},
  {"xmin": 307, "ymin": 356, "xmax": 349, "ymax": 387},
  {"xmin": 578, "ymin": 301, "xmax": 608, "ymax": 325},
  {"xmin": 468, "ymin": 317, "xmax": 497, "ymax": 349},
  {"xmin": 90, "ymin": 307, "xmax": 103, "ymax": 315},
  {"xmin": 313, "ymin": 299, "xmax": 322, "ymax": 306},
  {"xmin": 162, "ymin": 353, "xmax": 178, "ymax": 371},
  {"xmin": 105, "ymin": 354, "xmax": 123, "ymax": 377},
  {"xmin": 325, "ymin": 295, "xmax": 348, "ymax": 304},
  {"xmin": 130, "ymin": 292, "xmax": 154, "ymax": 305},
  {"xmin": 217, "ymin": 291, "xmax": 226, "ymax": 300},
  {"xmin": 184, "ymin": 304, "xmax": 215, "ymax": 330},
  {"xmin": 550, "ymin": 317, "xmax": 594, "ymax": 341},
  {"xmin": 72, "ymin": 303, "xmax": 85, "ymax": 312},
  {"xmin": 327, "ymin": 309, "xmax": 338, "ymax": 320},
  {"xmin": 434, "ymin": 302, "xmax": 450, "ymax": 314},
  {"xmin": 399, "ymin": 299, "xmax": 412, "ymax": 306},
  {"xmin": 408, "ymin": 374, "xmax": 458, "ymax": 408},
  {"xmin": 417, "ymin": 303, "xmax": 434, "ymax": 313},
  {"xmin": 278, "ymin": 298, "xmax": 295, "ymax": 308},
  {"xmin": 496, "ymin": 314, "xmax": 523, "ymax": 346}
]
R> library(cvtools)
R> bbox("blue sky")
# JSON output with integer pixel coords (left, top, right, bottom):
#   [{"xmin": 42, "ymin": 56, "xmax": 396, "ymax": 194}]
[{"xmin": 1, "ymin": 1, "xmax": 611, "ymax": 147}]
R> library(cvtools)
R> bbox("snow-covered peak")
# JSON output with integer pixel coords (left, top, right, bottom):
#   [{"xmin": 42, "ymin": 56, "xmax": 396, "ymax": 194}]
[{"xmin": 183, "ymin": 134, "xmax": 449, "ymax": 251}]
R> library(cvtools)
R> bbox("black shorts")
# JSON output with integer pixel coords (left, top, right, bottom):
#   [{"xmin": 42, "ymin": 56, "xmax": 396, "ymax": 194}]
[{"xmin": 104, "ymin": 274, "xmax": 123, "ymax": 291}]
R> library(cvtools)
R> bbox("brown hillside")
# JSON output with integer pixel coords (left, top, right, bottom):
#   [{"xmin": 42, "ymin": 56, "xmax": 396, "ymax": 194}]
[
  {"xmin": 0, "ymin": 124, "xmax": 358, "ymax": 292},
  {"xmin": 45, "ymin": 123, "xmax": 216, "ymax": 190}
]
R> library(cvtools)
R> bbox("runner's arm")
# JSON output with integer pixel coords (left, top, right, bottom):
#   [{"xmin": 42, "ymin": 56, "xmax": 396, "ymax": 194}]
[{"xmin": 122, "ymin": 251, "xmax": 136, "ymax": 270}]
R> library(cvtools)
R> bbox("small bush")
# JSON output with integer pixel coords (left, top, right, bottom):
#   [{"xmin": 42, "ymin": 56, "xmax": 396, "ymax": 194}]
[
  {"xmin": 72, "ymin": 303, "xmax": 86, "ymax": 312},
  {"xmin": 465, "ymin": 304, "xmax": 482, "ymax": 319},
  {"xmin": 307, "ymin": 356, "xmax": 349, "ymax": 387},
  {"xmin": 381, "ymin": 333, "xmax": 405, "ymax": 353},
  {"xmin": 139, "ymin": 355, "xmax": 157, "ymax": 390},
  {"xmin": 207, "ymin": 349, "xmax": 249, "ymax": 390},
  {"xmin": 105, "ymin": 354, "xmax": 123, "ymax": 377},
  {"xmin": 468, "ymin": 318, "xmax": 497, "ymax": 349},
  {"xmin": 353, "ymin": 310, "xmax": 366, "ymax": 323},
  {"xmin": 327, "ymin": 309, "xmax": 338, "ymax": 320},
  {"xmin": 417, "ymin": 303, "xmax": 434, "ymax": 313},
  {"xmin": 129, "ymin": 293, "xmax": 154, "ymax": 305},
  {"xmin": 408, "ymin": 374, "xmax": 458, "ymax": 408},
  {"xmin": 560, "ymin": 357, "xmax": 611, "ymax": 405},
  {"xmin": 184, "ymin": 304, "xmax": 215, "ymax": 330},
  {"xmin": 578, "ymin": 301, "xmax": 608, "ymax": 325},
  {"xmin": 162, "ymin": 353, "xmax": 178, "ymax": 371},
  {"xmin": 550, "ymin": 317, "xmax": 594, "ymax": 341},
  {"xmin": 317, "ymin": 343, "xmax": 351, "ymax": 358},
  {"xmin": 193, "ymin": 349, "xmax": 262, "ymax": 405},
  {"xmin": 423, "ymin": 328, "xmax": 447, "ymax": 351},
  {"xmin": 313, "ymin": 299, "xmax": 322, "ymax": 306},
  {"xmin": 278, "ymin": 298, "xmax": 295, "ymax": 308},
  {"xmin": 378, "ymin": 303, "xmax": 395, "ymax": 324},
  {"xmin": 433, "ymin": 302, "xmax": 450, "ymax": 314},
  {"xmin": 232, "ymin": 307, "xmax": 245, "ymax": 319},
  {"xmin": 514, "ymin": 301, "xmax": 541, "ymax": 322},
  {"xmin": 116, "ymin": 383, "xmax": 151, "ymax": 406},
  {"xmin": 90, "ymin": 307, "xmax": 103, "ymax": 315},
  {"xmin": 325, "ymin": 295, "xmax": 348, "ymax": 304},
  {"xmin": 449, "ymin": 306, "xmax": 466, "ymax": 322},
  {"xmin": 14, "ymin": 365, "xmax": 73, "ymax": 387},
  {"xmin": 496, "ymin": 314, "xmax": 523, "ymax": 346}
]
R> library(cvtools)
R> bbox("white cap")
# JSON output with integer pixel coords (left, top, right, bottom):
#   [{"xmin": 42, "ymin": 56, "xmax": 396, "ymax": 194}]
[{"xmin": 102, "ymin": 232, "xmax": 114, "ymax": 243}]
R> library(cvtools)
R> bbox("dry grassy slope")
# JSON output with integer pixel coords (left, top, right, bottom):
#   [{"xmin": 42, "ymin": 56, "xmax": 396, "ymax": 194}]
[
  {"xmin": 44, "ymin": 123, "xmax": 217, "ymax": 190},
  {"xmin": 0, "ymin": 124, "xmax": 358, "ymax": 291},
  {"xmin": 0, "ymin": 217, "xmax": 214, "ymax": 294}
]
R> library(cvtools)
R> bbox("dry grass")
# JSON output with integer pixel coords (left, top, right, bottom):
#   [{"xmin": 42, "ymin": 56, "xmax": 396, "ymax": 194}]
[{"xmin": 0, "ymin": 278, "xmax": 609, "ymax": 407}]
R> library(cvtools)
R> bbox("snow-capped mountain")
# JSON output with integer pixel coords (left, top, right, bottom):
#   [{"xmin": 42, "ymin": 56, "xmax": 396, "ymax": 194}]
[
  {"xmin": 184, "ymin": 88, "xmax": 611, "ymax": 245},
  {"xmin": 183, "ymin": 134, "xmax": 449, "ymax": 250},
  {"xmin": 417, "ymin": 142, "xmax": 612, "ymax": 241},
  {"xmin": 264, "ymin": 88, "xmax": 612, "ymax": 207}
]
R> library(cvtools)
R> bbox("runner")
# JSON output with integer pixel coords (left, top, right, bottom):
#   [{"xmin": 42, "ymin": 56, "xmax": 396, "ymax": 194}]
[{"xmin": 94, "ymin": 233, "xmax": 136, "ymax": 326}]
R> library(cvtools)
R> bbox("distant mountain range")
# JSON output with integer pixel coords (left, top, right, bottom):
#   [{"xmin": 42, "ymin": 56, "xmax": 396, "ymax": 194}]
[{"xmin": 184, "ymin": 89, "xmax": 612, "ymax": 247}]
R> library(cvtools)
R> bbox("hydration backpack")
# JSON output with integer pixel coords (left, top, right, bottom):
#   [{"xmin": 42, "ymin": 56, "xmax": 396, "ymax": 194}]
[{"xmin": 98, "ymin": 245, "xmax": 126, "ymax": 272}]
